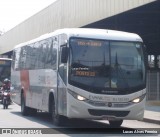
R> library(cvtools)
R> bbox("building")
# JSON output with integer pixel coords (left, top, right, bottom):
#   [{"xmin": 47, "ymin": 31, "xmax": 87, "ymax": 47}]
[{"xmin": 0, "ymin": 0, "xmax": 159, "ymax": 100}]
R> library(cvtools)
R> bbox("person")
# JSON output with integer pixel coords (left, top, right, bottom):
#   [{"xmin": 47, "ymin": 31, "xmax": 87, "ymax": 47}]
[
  {"xmin": 1, "ymin": 78, "xmax": 11, "ymax": 105},
  {"xmin": 2, "ymin": 78, "xmax": 11, "ymax": 90}
]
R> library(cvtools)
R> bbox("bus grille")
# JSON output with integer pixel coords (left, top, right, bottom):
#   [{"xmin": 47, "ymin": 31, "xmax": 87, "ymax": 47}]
[
  {"xmin": 88, "ymin": 109, "xmax": 130, "ymax": 117},
  {"xmin": 86, "ymin": 100, "xmax": 132, "ymax": 108}
]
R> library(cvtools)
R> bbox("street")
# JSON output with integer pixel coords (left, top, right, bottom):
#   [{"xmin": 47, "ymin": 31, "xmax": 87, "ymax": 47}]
[{"xmin": 0, "ymin": 103, "xmax": 159, "ymax": 136}]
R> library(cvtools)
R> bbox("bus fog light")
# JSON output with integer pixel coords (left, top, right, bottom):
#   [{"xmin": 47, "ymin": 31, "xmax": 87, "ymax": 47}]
[
  {"xmin": 77, "ymin": 95, "xmax": 86, "ymax": 101},
  {"xmin": 132, "ymin": 98, "xmax": 140, "ymax": 103}
]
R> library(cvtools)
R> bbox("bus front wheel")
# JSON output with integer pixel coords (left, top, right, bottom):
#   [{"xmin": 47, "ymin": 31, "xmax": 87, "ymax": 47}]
[
  {"xmin": 51, "ymin": 100, "xmax": 64, "ymax": 126},
  {"xmin": 109, "ymin": 120, "xmax": 123, "ymax": 127}
]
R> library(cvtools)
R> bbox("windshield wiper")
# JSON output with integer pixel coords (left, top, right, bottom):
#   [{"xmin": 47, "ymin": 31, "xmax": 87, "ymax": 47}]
[{"xmin": 113, "ymin": 53, "xmax": 131, "ymax": 92}]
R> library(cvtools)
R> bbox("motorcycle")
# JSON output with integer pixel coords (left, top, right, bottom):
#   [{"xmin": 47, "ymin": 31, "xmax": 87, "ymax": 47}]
[
  {"xmin": 0, "ymin": 87, "xmax": 3, "ymax": 101},
  {"xmin": 2, "ymin": 90, "xmax": 11, "ymax": 109}
]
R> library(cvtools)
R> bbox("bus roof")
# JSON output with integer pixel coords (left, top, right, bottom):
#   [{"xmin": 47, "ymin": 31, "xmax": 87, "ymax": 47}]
[
  {"xmin": 14, "ymin": 28, "xmax": 143, "ymax": 49},
  {"xmin": 55, "ymin": 28, "xmax": 143, "ymax": 42},
  {"xmin": 0, "ymin": 58, "xmax": 12, "ymax": 61}
]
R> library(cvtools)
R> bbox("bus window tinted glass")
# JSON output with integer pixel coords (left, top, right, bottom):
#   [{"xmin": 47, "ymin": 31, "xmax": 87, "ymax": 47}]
[
  {"xmin": 110, "ymin": 42, "xmax": 145, "ymax": 89},
  {"xmin": 69, "ymin": 38, "xmax": 145, "ymax": 94},
  {"xmin": 0, "ymin": 59, "xmax": 11, "ymax": 85},
  {"xmin": 16, "ymin": 37, "xmax": 57, "ymax": 70},
  {"xmin": 69, "ymin": 38, "xmax": 110, "ymax": 91}
]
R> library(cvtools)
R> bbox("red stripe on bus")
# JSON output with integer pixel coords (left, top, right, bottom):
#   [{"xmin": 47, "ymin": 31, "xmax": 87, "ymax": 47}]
[{"xmin": 20, "ymin": 70, "xmax": 30, "ymax": 98}]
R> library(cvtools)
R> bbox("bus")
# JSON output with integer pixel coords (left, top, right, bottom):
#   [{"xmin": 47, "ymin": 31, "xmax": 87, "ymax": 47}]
[
  {"xmin": 0, "ymin": 58, "xmax": 12, "ymax": 87},
  {"xmin": 11, "ymin": 28, "xmax": 147, "ymax": 127},
  {"xmin": 0, "ymin": 58, "xmax": 12, "ymax": 100}
]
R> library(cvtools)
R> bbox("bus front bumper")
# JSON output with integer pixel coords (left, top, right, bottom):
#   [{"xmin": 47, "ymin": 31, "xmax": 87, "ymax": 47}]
[{"xmin": 67, "ymin": 93, "xmax": 145, "ymax": 120}]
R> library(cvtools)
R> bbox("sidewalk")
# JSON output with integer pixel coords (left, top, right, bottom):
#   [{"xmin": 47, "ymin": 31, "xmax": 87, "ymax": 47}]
[{"xmin": 143, "ymin": 101, "xmax": 160, "ymax": 125}]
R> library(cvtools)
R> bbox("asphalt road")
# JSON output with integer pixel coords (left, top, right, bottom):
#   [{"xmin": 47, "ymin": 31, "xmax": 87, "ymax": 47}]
[{"xmin": 0, "ymin": 103, "xmax": 159, "ymax": 137}]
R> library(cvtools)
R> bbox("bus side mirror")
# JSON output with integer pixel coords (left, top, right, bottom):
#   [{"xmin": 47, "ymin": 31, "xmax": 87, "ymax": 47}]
[{"xmin": 61, "ymin": 46, "xmax": 68, "ymax": 63}]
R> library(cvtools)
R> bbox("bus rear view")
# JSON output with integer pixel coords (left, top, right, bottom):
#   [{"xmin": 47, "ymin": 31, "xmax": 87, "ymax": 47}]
[{"xmin": 0, "ymin": 58, "xmax": 11, "ymax": 86}]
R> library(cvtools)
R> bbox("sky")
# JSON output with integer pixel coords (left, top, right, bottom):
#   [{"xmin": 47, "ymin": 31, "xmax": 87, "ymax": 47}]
[{"xmin": 0, "ymin": 0, "xmax": 57, "ymax": 32}]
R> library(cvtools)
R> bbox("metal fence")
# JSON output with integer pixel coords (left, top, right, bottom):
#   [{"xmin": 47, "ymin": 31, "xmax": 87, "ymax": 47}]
[{"xmin": 147, "ymin": 71, "xmax": 160, "ymax": 101}]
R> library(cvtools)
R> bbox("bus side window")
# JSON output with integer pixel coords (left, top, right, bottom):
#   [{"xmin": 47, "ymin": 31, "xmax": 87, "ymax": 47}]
[
  {"xmin": 45, "ymin": 37, "xmax": 57, "ymax": 70},
  {"xmin": 12, "ymin": 50, "xmax": 16, "ymax": 70},
  {"xmin": 59, "ymin": 46, "xmax": 67, "ymax": 85},
  {"xmin": 14, "ymin": 48, "xmax": 21, "ymax": 70},
  {"xmin": 51, "ymin": 37, "xmax": 58, "ymax": 69},
  {"xmin": 19, "ymin": 46, "xmax": 27, "ymax": 69}
]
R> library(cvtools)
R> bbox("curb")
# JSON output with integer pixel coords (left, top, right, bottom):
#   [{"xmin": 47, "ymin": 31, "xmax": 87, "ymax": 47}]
[{"xmin": 143, "ymin": 118, "xmax": 160, "ymax": 125}]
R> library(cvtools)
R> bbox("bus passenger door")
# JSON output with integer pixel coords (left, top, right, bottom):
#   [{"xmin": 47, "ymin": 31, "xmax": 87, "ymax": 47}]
[{"xmin": 57, "ymin": 35, "xmax": 68, "ymax": 116}]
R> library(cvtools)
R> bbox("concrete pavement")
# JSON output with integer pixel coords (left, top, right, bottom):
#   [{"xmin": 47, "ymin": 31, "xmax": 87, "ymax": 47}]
[{"xmin": 143, "ymin": 101, "xmax": 160, "ymax": 125}]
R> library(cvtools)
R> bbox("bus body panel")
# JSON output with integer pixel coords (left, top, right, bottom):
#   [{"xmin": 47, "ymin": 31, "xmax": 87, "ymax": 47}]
[
  {"xmin": 11, "ymin": 69, "xmax": 59, "ymax": 112},
  {"xmin": 68, "ymin": 85, "xmax": 146, "ymax": 102},
  {"xmin": 67, "ymin": 95, "xmax": 145, "ymax": 120},
  {"xmin": 11, "ymin": 28, "xmax": 146, "ymax": 122},
  {"xmin": 27, "ymin": 69, "xmax": 57, "ymax": 111},
  {"xmin": 57, "ymin": 75, "xmax": 68, "ymax": 115},
  {"xmin": 11, "ymin": 68, "xmax": 21, "ymax": 105},
  {"xmin": 66, "ymin": 88, "xmax": 146, "ymax": 120}
]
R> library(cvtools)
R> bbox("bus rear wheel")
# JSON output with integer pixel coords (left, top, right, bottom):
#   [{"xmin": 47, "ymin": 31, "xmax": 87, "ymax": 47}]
[
  {"xmin": 109, "ymin": 120, "xmax": 123, "ymax": 127},
  {"xmin": 21, "ymin": 93, "xmax": 37, "ymax": 116},
  {"xmin": 21, "ymin": 93, "xmax": 29, "ymax": 116}
]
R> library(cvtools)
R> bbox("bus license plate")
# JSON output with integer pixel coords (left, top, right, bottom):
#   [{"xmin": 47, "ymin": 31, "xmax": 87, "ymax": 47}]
[{"xmin": 102, "ymin": 116, "xmax": 115, "ymax": 120}]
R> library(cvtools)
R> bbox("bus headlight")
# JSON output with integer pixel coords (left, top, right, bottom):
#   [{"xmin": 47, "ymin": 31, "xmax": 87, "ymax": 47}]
[
  {"xmin": 77, "ymin": 95, "xmax": 86, "ymax": 101},
  {"xmin": 68, "ymin": 90, "xmax": 87, "ymax": 101},
  {"xmin": 132, "ymin": 94, "xmax": 146, "ymax": 103},
  {"xmin": 132, "ymin": 98, "xmax": 140, "ymax": 103}
]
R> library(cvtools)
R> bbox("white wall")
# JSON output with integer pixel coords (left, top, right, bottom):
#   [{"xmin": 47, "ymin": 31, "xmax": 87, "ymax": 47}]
[{"xmin": 0, "ymin": 0, "xmax": 156, "ymax": 54}]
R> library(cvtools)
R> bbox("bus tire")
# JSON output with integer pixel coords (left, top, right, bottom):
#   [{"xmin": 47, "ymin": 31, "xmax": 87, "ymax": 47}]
[
  {"xmin": 3, "ymin": 99, "xmax": 6, "ymax": 109},
  {"xmin": 109, "ymin": 120, "xmax": 123, "ymax": 127},
  {"xmin": 21, "ymin": 93, "xmax": 29, "ymax": 116},
  {"xmin": 51, "ymin": 100, "xmax": 64, "ymax": 126},
  {"xmin": 29, "ymin": 108, "xmax": 37, "ymax": 116}
]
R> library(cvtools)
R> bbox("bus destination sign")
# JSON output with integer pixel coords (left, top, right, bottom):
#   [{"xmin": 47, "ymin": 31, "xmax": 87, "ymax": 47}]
[
  {"xmin": 0, "ymin": 60, "xmax": 11, "ymax": 66},
  {"xmin": 0, "ymin": 61, "xmax": 6, "ymax": 65},
  {"xmin": 77, "ymin": 40, "xmax": 102, "ymax": 47}
]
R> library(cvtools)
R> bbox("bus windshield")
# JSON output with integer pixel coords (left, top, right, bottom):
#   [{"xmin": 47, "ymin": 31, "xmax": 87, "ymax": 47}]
[
  {"xmin": 69, "ymin": 38, "xmax": 146, "ymax": 95},
  {"xmin": 0, "ymin": 59, "xmax": 11, "ymax": 86}
]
